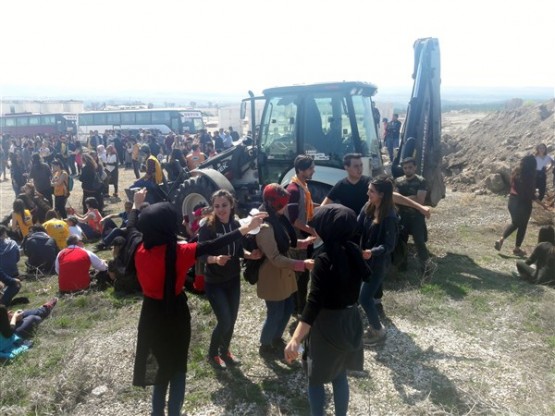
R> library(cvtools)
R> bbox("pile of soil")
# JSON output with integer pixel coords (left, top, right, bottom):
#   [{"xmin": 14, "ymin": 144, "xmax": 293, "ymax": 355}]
[{"xmin": 441, "ymin": 99, "xmax": 554, "ymax": 195}]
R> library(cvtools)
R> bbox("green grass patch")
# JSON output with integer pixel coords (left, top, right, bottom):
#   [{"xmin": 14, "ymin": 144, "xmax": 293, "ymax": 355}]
[{"xmin": 420, "ymin": 283, "xmax": 446, "ymax": 299}]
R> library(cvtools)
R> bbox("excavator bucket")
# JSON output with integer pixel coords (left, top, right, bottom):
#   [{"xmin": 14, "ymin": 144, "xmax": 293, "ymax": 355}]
[{"xmin": 393, "ymin": 37, "xmax": 445, "ymax": 206}]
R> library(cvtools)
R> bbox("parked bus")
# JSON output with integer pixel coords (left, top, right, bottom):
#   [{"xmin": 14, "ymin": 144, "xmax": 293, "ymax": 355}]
[
  {"xmin": 0, "ymin": 113, "xmax": 77, "ymax": 137},
  {"xmin": 77, "ymin": 108, "xmax": 205, "ymax": 141}
]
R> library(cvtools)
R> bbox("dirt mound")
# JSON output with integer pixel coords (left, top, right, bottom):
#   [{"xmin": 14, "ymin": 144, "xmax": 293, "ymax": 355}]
[{"xmin": 441, "ymin": 99, "xmax": 555, "ymax": 194}]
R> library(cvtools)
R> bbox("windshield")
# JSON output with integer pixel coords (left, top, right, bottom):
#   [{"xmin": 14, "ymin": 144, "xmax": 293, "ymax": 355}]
[
  {"xmin": 352, "ymin": 95, "xmax": 380, "ymax": 160},
  {"xmin": 259, "ymin": 96, "xmax": 298, "ymax": 160},
  {"xmin": 181, "ymin": 115, "xmax": 204, "ymax": 134},
  {"xmin": 258, "ymin": 88, "xmax": 382, "ymax": 183}
]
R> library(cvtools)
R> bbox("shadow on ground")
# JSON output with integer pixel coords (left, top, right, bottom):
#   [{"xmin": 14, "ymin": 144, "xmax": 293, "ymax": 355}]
[{"xmin": 386, "ymin": 250, "xmax": 546, "ymax": 300}]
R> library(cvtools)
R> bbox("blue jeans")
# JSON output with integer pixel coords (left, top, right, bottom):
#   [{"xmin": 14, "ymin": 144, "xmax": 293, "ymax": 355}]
[
  {"xmin": 205, "ymin": 275, "xmax": 241, "ymax": 357},
  {"xmin": 102, "ymin": 227, "xmax": 125, "ymax": 246},
  {"xmin": 79, "ymin": 223, "xmax": 101, "ymax": 240},
  {"xmin": 308, "ymin": 370, "xmax": 349, "ymax": 416},
  {"xmin": 359, "ymin": 264, "xmax": 388, "ymax": 330},
  {"xmin": 16, "ymin": 307, "xmax": 49, "ymax": 339},
  {"xmin": 151, "ymin": 371, "xmax": 186, "ymax": 416},
  {"xmin": 260, "ymin": 294, "xmax": 295, "ymax": 346},
  {"xmin": 386, "ymin": 139, "xmax": 399, "ymax": 161}
]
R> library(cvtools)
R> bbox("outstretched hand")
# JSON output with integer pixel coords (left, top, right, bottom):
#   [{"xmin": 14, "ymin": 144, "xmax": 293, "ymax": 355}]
[{"xmin": 246, "ymin": 212, "xmax": 268, "ymax": 232}]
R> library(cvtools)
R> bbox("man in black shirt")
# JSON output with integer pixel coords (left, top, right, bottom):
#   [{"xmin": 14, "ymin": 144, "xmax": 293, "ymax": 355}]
[
  {"xmin": 394, "ymin": 157, "xmax": 430, "ymax": 274},
  {"xmin": 321, "ymin": 153, "xmax": 369, "ymax": 215}
]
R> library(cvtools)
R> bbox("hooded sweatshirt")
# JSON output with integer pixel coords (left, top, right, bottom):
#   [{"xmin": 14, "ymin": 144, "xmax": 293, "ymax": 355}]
[
  {"xmin": 198, "ymin": 219, "xmax": 243, "ymax": 284},
  {"xmin": 0, "ymin": 238, "xmax": 20, "ymax": 277}
]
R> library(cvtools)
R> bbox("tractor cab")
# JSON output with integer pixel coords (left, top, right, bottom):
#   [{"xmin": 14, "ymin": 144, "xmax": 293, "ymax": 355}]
[{"xmin": 245, "ymin": 82, "xmax": 383, "ymax": 199}]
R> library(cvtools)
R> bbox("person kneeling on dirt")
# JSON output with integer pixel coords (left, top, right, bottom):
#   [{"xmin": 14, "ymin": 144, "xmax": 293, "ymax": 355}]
[
  {"xmin": 515, "ymin": 225, "xmax": 555, "ymax": 286},
  {"xmin": 55, "ymin": 235, "xmax": 108, "ymax": 293},
  {"xmin": 0, "ymin": 298, "xmax": 57, "ymax": 359},
  {"xmin": 22, "ymin": 224, "xmax": 58, "ymax": 274}
]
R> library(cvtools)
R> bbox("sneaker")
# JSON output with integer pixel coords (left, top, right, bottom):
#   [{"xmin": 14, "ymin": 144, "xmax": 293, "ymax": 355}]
[
  {"xmin": 513, "ymin": 247, "xmax": 527, "ymax": 257},
  {"xmin": 364, "ymin": 326, "xmax": 386, "ymax": 346},
  {"xmin": 43, "ymin": 297, "xmax": 58, "ymax": 310},
  {"xmin": 42, "ymin": 297, "xmax": 58, "ymax": 317},
  {"xmin": 207, "ymin": 355, "xmax": 227, "ymax": 370},
  {"xmin": 220, "ymin": 351, "xmax": 240, "ymax": 366},
  {"xmin": 494, "ymin": 240, "xmax": 503, "ymax": 251}
]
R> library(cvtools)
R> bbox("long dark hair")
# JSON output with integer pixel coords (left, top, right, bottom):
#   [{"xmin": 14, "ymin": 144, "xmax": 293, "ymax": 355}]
[
  {"xmin": 0, "ymin": 305, "xmax": 14, "ymax": 338},
  {"xmin": 206, "ymin": 189, "xmax": 236, "ymax": 231},
  {"xmin": 512, "ymin": 155, "xmax": 537, "ymax": 188},
  {"xmin": 365, "ymin": 175, "xmax": 396, "ymax": 224},
  {"xmin": 13, "ymin": 199, "xmax": 25, "ymax": 217}
]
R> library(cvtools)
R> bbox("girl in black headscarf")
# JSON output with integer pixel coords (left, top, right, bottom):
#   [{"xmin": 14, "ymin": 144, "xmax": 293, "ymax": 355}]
[
  {"xmin": 285, "ymin": 204, "xmax": 370, "ymax": 416},
  {"xmin": 131, "ymin": 189, "xmax": 265, "ymax": 416}
]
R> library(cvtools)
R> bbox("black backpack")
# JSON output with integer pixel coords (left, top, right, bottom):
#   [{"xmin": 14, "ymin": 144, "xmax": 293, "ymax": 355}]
[{"xmin": 242, "ymin": 233, "xmax": 264, "ymax": 285}]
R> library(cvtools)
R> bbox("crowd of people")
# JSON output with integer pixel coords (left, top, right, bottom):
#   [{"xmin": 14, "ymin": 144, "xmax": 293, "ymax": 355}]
[
  {"xmin": 0, "ymin": 126, "xmax": 243, "ymax": 366},
  {"xmin": 1, "ymin": 125, "xmax": 554, "ymax": 415}
]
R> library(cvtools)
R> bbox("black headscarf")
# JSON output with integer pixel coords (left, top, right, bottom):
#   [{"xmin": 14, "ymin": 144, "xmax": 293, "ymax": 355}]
[
  {"xmin": 260, "ymin": 202, "xmax": 297, "ymax": 254},
  {"xmin": 137, "ymin": 202, "xmax": 180, "ymax": 313},
  {"xmin": 309, "ymin": 204, "xmax": 370, "ymax": 281}
]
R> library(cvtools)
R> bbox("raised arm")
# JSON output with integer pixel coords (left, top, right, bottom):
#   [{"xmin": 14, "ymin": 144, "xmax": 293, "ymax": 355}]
[{"xmin": 393, "ymin": 192, "xmax": 431, "ymax": 218}]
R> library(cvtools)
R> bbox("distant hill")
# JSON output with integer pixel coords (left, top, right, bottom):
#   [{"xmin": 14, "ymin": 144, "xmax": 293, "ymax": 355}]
[{"xmin": 1, "ymin": 84, "xmax": 552, "ymax": 108}]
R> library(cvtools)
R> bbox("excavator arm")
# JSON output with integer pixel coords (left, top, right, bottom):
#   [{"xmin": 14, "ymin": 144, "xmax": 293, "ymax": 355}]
[{"xmin": 393, "ymin": 37, "xmax": 445, "ymax": 206}]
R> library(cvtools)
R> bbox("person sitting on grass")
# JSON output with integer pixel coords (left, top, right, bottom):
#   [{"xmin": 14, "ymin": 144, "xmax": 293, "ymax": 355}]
[
  {"xmin": 70, "ymin": 197, "xmax": 104, "ymax": 241},
  {"xmin": 11, "ymin": 199, "xmax": 33, "ymax": 242},
  {"xmin": 107, "ymin": 236, "xmax": 141, "ymax": 294},
  {"xmin": 0, "ymin": 268, "xmax": 21, "ymax": 307},
  {"xmin": 515, "ymin": 225, "xmax": 555, "ymax": 286},
  {"xmin": 95, "ymin": 201, "xmax": 133, "ymax": 251},
  {"xmin": 19, "ymin": 182, "xmax": 51, "ymax": 224},
  {"xmin": 55, "ymin": 235, "xmax": 108, "ymax": 293},
  {"xmin": 43, "ymin": 210, "xmax": 70, "ymax": 251},
  {"xmin": 0, "ymin": 298, "xmax": 57, "ymax": 359},
  {"xmin": 22, "ymin": 224, "xmax": 58, "ymax": 274},
  {"xmin": 65, "ymin": 216, "xmax": 86, "ymax": 241},
  {"xmin": 0, "ymin": 225, "xmax": 21, "ymax": 280}
]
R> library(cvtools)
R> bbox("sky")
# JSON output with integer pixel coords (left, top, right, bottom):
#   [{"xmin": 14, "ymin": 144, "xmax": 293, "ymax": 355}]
[{"xmin": 0, "ymin": 0, "xmax": 553, "ymax": 100}]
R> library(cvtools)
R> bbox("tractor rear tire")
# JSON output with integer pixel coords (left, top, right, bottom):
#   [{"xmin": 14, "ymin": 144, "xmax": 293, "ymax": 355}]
[{"xmin": 171, "ymin": 175, "xmax": 218, "ymax": 218}]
